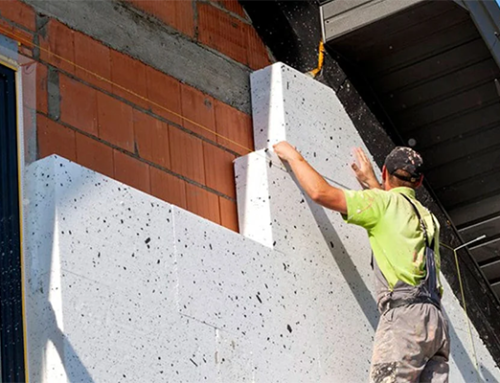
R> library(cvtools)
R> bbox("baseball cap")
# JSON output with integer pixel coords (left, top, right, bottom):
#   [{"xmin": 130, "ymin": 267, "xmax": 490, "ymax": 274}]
[{"xmin": 384, "ymin": 146, "xmax": 424, "ymax": 183}]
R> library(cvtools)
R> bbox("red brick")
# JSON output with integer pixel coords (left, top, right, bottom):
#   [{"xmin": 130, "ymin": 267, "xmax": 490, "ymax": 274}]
[
  {"xmin": 153, "ymin": 0, "xmax": 193, "ymax": 37},
  {"xmin": 60, "ymin": 75, "xmax": 98, "ymax": 135},
  {"xmin": 247, "ymin": 27, "xmax": 272, "ymax": 70},
  {"xmin": 169, "ymin": 127, "xmax": 205, "ymax": 184},
  {"xmin": 0, "ymin": 0, "xmax": 36, "ymax": 31},
  {"xmin": 181, "ymin": 84, "xmax": 216, "ymax": 141},
  {"xmin": 197, "ymin": 3, "xmax": 247, "ymax": 65},
  {"xmin": 214, "ymin": 100, "xmax": 253, "ymax": 155},
  {"xmin": 150, "ymin": 167, "xmax": 187, "ymax": 209},
  {"xmin": 127, "ymin": 0, "xmax": 194, "ymax": 37},
  {"xmin": 110, "ymin": 50, "xmax": 148, "ymax": 108},
  {"xmin": 97, "ymin": 92, "xmax": 134, "ymax": 151},
  {"xmin": 74, "ymin": 31, "xmax": 111, "ymax": 92},
  {"xmin": 215, "ymin": 0, "xmax": 247, "ymax": 19},
  {"xmin": 203, "ymin": 142, "xmax": 236, "ymax": 198},
  {"xmin": 186, "ymin": 183, "xmax": 220, "ymax": 224},
  {"xmin": 113, "ymin": 150, "xmax": 150, "ymax": 193},
  {"xmin": 133, "ymin": 109, "xmax": 170, "ymax": 168},
  {"xmin": 173, "ymin": 0, "xmax": 195, "ymax": 37},
  {"xmin": 40, "ymin": 20, "xmax": 75, "ymax": 74},
  {"xmin": 146, "ymin": 67, "xmax": 181, "ymax": 124},
  {"xmin": 75, "ymin": 133, "xmax": 114, "ymax": 178},
  {"xmin": 37, "ymin": 114, "xmax": 76, "ymax": 161},
  {"xmin": 128, "ymin": 0, "xmax": 175, "ymax": 25},
  {"xmin": 36, "ymin": 64, "xmax": 48, "ymax": 114},
  {"xmin": 219, "ymin": 197, "xmax": 239, "ymax": 232}
]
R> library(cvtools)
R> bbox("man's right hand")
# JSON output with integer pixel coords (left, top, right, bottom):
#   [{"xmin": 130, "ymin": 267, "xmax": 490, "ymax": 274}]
[
  {"xmin": 351, "ymin": 148, "xmax": 381, "ymax": 189},
  {"xmin": 273, "ymin": 141, "xmax": 303, "ymax": 163}
]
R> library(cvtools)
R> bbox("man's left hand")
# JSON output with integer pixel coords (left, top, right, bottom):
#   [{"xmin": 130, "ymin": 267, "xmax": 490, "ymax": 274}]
[
  {"xmin": 273, "ymin": 141, "xmax": 303, "ymax": 162},
  {"xmin": 352, "ymin": 147, "xmax": 381, "ymax": 189}
]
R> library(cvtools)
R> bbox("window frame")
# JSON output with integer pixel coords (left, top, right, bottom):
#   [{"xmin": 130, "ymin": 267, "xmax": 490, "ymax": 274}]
[{"xmin": 0, "ymin": 56, "xmax": 28, "ymax": 382}]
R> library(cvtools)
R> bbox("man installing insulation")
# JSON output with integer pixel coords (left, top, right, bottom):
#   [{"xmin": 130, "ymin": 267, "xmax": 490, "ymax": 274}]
[{"xmin": 273, "ymin": 142, "xmax": 450, "ymax": 383}]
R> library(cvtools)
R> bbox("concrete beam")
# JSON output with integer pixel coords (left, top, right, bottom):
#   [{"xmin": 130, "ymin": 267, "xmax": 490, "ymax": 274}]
[
  {"xmin": 22, "ymin": 0, "xmax": 251, "ymax": 113},
  {"xmin": 46, "ymin": 67, "xmax": 59, "ymax": 120}
]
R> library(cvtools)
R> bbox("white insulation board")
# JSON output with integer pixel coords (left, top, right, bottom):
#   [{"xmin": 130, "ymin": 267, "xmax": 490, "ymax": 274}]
[{"xmin": 235, "ymin": 62, "xmax": 500, "ymax": 382}]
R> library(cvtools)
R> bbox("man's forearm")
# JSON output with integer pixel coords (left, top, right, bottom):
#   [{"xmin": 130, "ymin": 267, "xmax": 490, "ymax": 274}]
[
  {"xmin": 287, "ymin": 156, "xmax": 347, "ymax": 214},
  {"xmin": 287, "ymin": 156, "xmax": 332, "ymax": 201},
  {"xmin": 273, "ymin": 141, "xmax": 347, "ymax": 213}
]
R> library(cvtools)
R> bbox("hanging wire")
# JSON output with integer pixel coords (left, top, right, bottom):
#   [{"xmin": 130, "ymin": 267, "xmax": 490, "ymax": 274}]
[{"xmin": 441, "ymin": 235, "xmax": 486, "ymax": 383}]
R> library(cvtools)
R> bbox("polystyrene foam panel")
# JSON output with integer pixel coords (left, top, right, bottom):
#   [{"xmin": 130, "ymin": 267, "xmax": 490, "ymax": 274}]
[
  {"xmin": 24, "ymin": 156, "xmax": 187, "ymax": 383},
  {"xmin": 250, "ymin": 62, "xmax": 380, "ymax": 190},
  {"xmin": 238, "ymin": 62, "xmax": 500, "ymax": 382}
]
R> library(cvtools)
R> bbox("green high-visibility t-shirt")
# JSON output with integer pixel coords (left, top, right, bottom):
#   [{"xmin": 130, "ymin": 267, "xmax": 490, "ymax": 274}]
[{"xmin": 343, "ymin": 187, "xmax": 442, "ymax": 291}]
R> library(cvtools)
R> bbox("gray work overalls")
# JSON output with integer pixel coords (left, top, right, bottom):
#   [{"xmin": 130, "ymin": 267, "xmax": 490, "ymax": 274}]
[{"xmin": 370, "ymin": 195, "xmax": 450, "ymax": 383}]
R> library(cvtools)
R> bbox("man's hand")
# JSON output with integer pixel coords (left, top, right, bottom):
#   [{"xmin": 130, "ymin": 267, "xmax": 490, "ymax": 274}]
[
  {"xmin": 273, "ymin": 141, "xmax": 303, "ymax": 162},
  {"xmin": 352, "ymin": 148, "xmax": 381, "ymax": 189}
]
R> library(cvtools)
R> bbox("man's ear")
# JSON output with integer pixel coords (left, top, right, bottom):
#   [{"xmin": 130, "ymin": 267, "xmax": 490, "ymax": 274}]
[
  {"xmin": 415, "ymin": 175, "xmax": 424, "ymax": 188},
  {"xmin": 382, "ymin": 165, "xmax": 387, "ymax": 181}
]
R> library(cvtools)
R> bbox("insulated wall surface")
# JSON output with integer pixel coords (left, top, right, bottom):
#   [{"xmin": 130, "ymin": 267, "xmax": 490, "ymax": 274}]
[
  {"xmin": 26, "ymin": 155, "xmax": 375, "ymax": 382},
  {"xmin": 22, "ymin": 64, "xmax": 500, "ymax": 382},
  {"xmin": 235, "ymin": 62, "xmax": 500, "ymax": 382}
]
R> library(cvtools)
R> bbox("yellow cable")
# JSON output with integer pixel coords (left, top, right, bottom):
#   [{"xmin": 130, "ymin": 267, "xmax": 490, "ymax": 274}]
[
  {"xmin": 307, "ymin": 40, "xmax": 325, "ymax": 78},
  {"xmin": 0, "ymin": 25, "xmax": 295, "ymax": 175},
  {"xmin": 0, "ymin": 25, "xmax": 254, "ymax": 155},
  {"xmin": 441, "ymin": 243, "xmax": 481, "ymax": 382}
]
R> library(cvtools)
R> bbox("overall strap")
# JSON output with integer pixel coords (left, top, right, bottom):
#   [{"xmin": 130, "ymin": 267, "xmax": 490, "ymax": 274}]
[
  {"xmin": 400, "ymin": 193, "xmax": 441, "ymax": 304},
  {"xmin": 375, "ymin": 193, "xmax": 442, "ymax": 313},
  {"xmin": 400, "ymin": 194, "xmax": 435, "ymax": 248}
]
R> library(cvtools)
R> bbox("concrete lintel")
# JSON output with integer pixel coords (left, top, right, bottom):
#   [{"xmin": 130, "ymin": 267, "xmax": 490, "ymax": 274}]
[
  {"xmin": 47, "ymin": 67, "xmax": 59, "ymax": 121},
  {"xmin": 21, "ymin": 0, "xmax": 251, "ymax": 113}
]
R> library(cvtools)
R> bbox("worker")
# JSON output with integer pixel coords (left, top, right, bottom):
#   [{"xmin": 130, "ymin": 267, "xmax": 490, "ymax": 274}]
[{"xmin": 273, "ymin": 141, "xmax": 450, "ymax": 383}]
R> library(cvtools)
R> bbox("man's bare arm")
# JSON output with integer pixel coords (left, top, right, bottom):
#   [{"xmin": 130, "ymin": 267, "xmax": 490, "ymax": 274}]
[{"xmin": 273, "ymin": 141, "xmax": 347, "ymax": 214}]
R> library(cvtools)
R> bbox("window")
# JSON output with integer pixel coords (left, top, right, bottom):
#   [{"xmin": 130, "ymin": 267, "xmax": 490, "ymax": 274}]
[{"xmin": 0, "ymin": 63, "xmax": 25, "ymax": 382}]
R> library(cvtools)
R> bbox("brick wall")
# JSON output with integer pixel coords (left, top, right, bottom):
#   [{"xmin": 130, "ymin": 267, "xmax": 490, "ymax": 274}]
[
  {"xmin": 127, "ymin": 0, "xmax": 271, "ymax": 70},
  {"xmin": 0, "ymin": 0, "xmax": 273, "ymax": 232}
]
